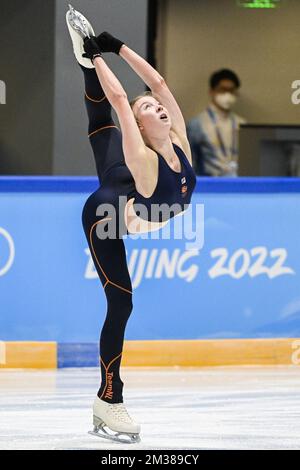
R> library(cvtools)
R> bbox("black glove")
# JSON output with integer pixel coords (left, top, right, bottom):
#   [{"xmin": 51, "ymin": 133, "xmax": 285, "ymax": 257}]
[
  {"xmin": 96, "ymin": 31, "xmax": 125, "ymax": 55},
  {"xmin": 82, "ymin": 36, "xmax": 102, "ymax": 62}
]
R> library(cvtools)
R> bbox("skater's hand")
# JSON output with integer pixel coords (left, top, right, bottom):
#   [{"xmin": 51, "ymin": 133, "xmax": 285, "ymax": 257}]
[
  {"xmin": 82, "ymin": 36, "xmax": 102, "ymax": 62},
  {"xmin": 96, "ymin": 31, "xmax": 125, "ymax": 55}
]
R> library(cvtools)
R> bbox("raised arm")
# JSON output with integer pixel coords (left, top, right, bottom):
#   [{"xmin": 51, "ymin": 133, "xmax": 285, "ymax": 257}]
[
  {"xmin": 119, "ymin": 45, "xmax": 188, "ymax": 138},
  {"xmin": 119, "ymin": 45, "xmax": 164, "ymax": 92},
  {"xmin": 96, "ymin": 32, "xmax": 188, "ymax": 138},
  {"xmin": 118, "ymin": 44, "xmax": 192, "ymax": 165},
  {"xmin": 83, "ymin": 37, "xmax": 153, "ymax": 181}
]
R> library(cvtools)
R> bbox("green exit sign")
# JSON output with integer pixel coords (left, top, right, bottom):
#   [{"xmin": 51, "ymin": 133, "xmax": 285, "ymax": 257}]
[{"xmin": 237, "ymin": 0, "xmax": 280, "ymax": 7}]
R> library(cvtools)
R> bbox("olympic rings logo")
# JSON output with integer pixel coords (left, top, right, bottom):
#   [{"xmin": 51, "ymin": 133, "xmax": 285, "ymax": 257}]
[{"xmin": 0, "ymin": 227, "xmax": 15, "ymax": 276}]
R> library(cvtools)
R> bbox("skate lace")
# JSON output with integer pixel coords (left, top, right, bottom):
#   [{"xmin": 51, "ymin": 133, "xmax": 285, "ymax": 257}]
[{"xmin": 108, "ymin": 403, "xmax": 134, "ymax": 424}]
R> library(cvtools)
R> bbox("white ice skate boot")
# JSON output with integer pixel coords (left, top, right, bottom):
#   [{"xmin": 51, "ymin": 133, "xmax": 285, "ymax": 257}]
[
  {"xmin": 66, "ymin": 4, "xmax": 95, "ymax": 68},
  {"xmin": 88, "ymin": 396, "xmax": 141, "ymax": 444}
]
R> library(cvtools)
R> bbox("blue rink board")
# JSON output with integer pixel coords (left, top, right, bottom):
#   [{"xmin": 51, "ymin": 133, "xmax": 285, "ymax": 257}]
[{"xmin": 0, "ymin": 176, "xmax": 300, "ymax": 344}]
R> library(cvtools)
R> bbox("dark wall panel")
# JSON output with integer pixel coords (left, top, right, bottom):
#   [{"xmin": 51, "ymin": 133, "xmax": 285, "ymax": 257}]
[{"xmin": 0, "ymin": 0, "xmax": 55, "ymax": 174}]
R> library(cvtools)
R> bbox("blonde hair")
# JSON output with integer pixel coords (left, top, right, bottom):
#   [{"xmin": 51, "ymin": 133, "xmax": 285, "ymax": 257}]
[{"xmin": 129, "ymin": 91, "xmax": 153, "ymax": 116}]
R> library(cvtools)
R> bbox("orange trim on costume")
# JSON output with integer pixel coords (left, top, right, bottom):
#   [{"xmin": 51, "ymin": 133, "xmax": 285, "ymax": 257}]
[
  {"xmin": 89, "ymin": 218, "xmax": 132, "ymax": 295},
  {"xmin": 106, "ymin": 280, "xmax": 132, "ymax": 295},
  {"xmin": 89, "ymin": 218, "xmax": 111, "ymax": 283},
  {"xmin": 99, "ymin": 353, "xmax": 123, "ymax": 400},
  {"xmin": 85, "ymin": 92, "xmax": 106, "ymax": 103},
  {"xmin": 88, "ymin": 125, "xmax": 119, "ymax": 138}
]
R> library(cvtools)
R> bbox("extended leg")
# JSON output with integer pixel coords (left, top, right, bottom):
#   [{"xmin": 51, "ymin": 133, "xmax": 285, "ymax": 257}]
[{"xmin": 79, "ymin": 65, "xmax": 116, "ymax": 136}]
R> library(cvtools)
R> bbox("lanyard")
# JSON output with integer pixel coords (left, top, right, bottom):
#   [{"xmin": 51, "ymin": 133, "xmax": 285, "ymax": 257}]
[{"xmin": 207, "ymin": 107, "xmax": 237, "ymax": 159}]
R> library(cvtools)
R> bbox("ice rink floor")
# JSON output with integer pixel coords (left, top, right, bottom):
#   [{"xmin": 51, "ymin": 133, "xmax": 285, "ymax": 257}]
[{"xmin": 0, "ymin": 366, "xmax": 299, "ymax": 450}]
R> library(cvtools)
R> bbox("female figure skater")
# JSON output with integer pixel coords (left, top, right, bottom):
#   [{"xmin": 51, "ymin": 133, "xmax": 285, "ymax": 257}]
[{"xmin": 66, "ymin": 5, "xmax": 196, "ymax": 444}]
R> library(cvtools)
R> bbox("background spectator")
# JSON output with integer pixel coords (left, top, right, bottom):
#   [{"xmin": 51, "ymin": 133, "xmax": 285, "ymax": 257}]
[{"xmin": 187, "ymin": 69, "xmax": 246, "ymax": 177}]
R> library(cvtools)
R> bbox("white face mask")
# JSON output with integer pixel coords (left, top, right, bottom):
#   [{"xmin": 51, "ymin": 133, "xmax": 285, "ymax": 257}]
[{"xmin": 214, "ymin": 92, "xmax": 237, "ymax": 111}]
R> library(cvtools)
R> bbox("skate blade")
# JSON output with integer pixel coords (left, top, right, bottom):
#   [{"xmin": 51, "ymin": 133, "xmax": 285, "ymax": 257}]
[
  {"xmin": 67, "ymin": 4, "xmax": 91, "ymax": 38},
  {"xmin": 88, "ymin": 427, "xmax": 141, "ymax": 445}
]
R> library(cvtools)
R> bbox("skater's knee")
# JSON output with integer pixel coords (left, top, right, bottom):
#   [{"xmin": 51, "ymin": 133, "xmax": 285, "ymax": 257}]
[
  {"xmin": 106, "ymin": 287, "xmax": 133, "ymax": 320},
  {"xmin": 110, "ymin": 288, "xmax": 133, "ymax": 312}
]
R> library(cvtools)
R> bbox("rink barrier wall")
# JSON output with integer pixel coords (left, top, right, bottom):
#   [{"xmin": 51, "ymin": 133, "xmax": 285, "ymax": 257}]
[
  {"xmin": 0, "ymin": 342, "xmax": 57, "ymax": 369},
  {"xmin": 0, "ymin": 339, "xmax": 299, "ymax": 369},
  {"xmin": 1, "ymin": 176, "xmax": 300, "ymax": 367},
  {"xmin": 1, "ymin": 175, "xmax": 300, "ymax": 193}
]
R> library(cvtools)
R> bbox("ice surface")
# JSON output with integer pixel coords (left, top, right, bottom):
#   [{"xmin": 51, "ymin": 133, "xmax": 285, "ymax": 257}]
[{"xmin": 0, "ymin": 366, "xmax": 299, "ymax": 450}]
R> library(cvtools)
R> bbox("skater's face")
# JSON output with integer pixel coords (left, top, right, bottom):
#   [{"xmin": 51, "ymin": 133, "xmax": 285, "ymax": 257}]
[{"xmin": 132, "ymin": 96, "xmax": 171, "ymax": 142}]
